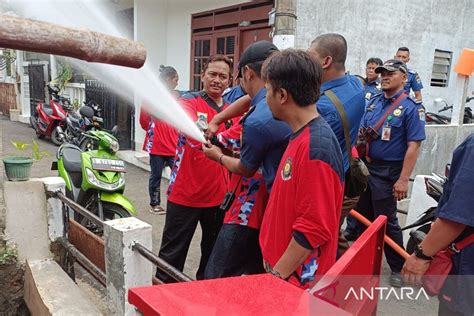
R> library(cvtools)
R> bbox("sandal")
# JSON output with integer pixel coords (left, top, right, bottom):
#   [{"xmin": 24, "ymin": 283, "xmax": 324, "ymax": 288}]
[{"xmin": 149, "ymin": 205, "xmax": 166, "ymax": 215}]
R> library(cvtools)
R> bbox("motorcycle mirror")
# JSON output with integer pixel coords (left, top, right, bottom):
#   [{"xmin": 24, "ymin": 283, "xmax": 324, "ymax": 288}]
[
  {"xmin": 111, "ymin": 125, "xmax": 118, "ymax": 136},
  {"xmin": 79, "ymin": 106, "xmax": 94, "ymax": 119}
]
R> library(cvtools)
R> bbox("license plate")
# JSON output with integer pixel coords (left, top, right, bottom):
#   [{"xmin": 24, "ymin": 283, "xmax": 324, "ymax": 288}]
[{"xmin": 91, "ymin": 158, "xmax": 126, "ymax": 172}]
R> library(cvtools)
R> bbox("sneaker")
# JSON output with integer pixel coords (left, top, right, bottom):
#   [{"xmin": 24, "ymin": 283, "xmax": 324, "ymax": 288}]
[
  {"xmin": 389, "ymin": 272, "xmax": 404, "ymax": 288},
  {"xmin": 149, "ymin": 205, "xmax": 166, "ymax": 215}
]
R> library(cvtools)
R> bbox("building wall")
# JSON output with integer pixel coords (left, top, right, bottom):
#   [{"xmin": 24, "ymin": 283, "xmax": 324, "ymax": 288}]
[{"xmin": 295, "ymin": 0, "xmax": 474, "ymax": 111}]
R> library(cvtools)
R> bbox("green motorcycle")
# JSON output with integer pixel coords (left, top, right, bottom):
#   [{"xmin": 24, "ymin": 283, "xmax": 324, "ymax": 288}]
[{"xmin": 53, "ymin": 128, "xmax": 136, "ymax": 227}]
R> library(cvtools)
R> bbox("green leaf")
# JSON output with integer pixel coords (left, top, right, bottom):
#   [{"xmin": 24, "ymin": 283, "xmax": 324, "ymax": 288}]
[{"xmin": 10, "ymin": 140, "xmax": 30, "ymax": 151}]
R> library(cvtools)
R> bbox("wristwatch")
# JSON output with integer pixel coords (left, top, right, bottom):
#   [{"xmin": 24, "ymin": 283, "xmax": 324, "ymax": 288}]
[{"xmin": 414, "ymin": 244, "xmax": 433, "ymax": 260}]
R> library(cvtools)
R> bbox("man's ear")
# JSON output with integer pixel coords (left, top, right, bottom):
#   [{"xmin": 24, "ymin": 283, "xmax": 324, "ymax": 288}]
[
  {"xmin": 322, "ymin": 55, "xmax": 332, "ymax": 69},
  {"xmin": 279, "ymin": 88, "xmax": 288, "ymax": 105}
]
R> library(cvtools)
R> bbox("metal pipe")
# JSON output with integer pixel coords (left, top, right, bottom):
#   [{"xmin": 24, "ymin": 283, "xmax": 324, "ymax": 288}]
[
  {"xmin": 47, "ymin": 190, "xmax": 104, "ymax": 228},
  {"xmin": 0, "ymin": 15, "xmax": 146, "ymax": 69},
  {"xmin": 349, "ymin": 209, "xmax": 410, "ymax": 260},
  {"xmin": 132, "ymin": 242, "xmax": 194, "ymax": 283},
  {"xmin": 57, "ymin": 237, "xmax": 106, "ymax": 286}
]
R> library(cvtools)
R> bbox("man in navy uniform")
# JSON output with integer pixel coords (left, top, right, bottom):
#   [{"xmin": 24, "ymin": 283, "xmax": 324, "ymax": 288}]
[
  {"xmin": 358, "ymin": 59, "xmax": 426, "ymax": 287},
  {"xmin": 364, "ymin": 57, "xmax": 383, "ymax": 100},
  {"xmin": 395, "ymin": 47, "xmax": 423, "ymax": 102}
]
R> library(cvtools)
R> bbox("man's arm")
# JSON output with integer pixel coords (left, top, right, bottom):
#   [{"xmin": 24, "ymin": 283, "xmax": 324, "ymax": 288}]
[
  {"xmin": 202, "ymin": 143, "xmax": 256, "ymax": 177},
  {"xmin": 402, "ymin": 218, "xmax": 466, "ymax": 285},
  {"xmin": 414, "ymin": 90, "xmax": 422, "ymax": 102},
  {"xmin": 207, "ymin": 95, "xmax": 251, "ymax": 137},
  {"xmin": 272, "ymin": 238, "xmax": 312, "ymax": 279},
  {"xmin": 393, "ymin": 141, "xmax": 421, "ymax": 200}
]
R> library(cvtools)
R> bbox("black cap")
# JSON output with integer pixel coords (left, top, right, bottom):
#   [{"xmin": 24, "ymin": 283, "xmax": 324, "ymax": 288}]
[
  {"xmin": 237, "ymin": 41, "xmax": 279, "ymax": 78},
  {"xmin": 375, "ymin": 59, "xmax": 408, "ymax": 74}
]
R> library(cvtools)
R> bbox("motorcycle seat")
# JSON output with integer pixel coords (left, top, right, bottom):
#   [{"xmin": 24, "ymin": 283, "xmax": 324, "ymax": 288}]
[{"xmin": 62, "ymin": 147, "xmax": 82, "ymax": 173}]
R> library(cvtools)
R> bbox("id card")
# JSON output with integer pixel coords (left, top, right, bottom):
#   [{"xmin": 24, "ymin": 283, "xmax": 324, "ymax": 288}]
[{"xmin": 381, "ymin": 127, "xmax": 391, "ymax": 141}]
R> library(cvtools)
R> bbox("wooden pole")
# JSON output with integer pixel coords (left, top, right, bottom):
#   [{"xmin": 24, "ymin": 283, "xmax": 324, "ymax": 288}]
[
  {"xmin": 349, "ymin": 209, "xmax": 411, "ymax": 260},
  {"xmin": 0, "ymin": 15, "xmax": 146, "ymax": 69}
]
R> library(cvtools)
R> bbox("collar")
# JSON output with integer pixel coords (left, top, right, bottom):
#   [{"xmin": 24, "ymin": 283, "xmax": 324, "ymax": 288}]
[
  {"xmin": 321, "ymin": 75, "xmax": 349, "ymax": 94},
  {"xmin": 366, "ymin": 78, "xmax": 380, "ymax": 86},
  {"xmin": 383, "ymin": 89, "xmax": 405, "ymax": 103},
  {"xmin": 251, "ymin": 88, "xmax": 267, "ymax": 106}
]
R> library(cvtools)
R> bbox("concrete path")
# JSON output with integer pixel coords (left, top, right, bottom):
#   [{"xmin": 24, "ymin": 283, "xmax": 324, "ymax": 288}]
[{"xmin": 0, "ymin": 117, "xmax": 439, "ymax": 315}]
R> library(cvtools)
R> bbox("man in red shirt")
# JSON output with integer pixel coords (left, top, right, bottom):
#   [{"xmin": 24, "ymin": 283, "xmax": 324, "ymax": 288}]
[
  {"xmin": 156, "ymin": 55, "xmax": 233, "ymax": 282},
  {"xmin": 139, "ymin": 65, "xmax": 180, "ymax": 215},
  {"xmin": 259, "ymin": 49, "xmax": 345, "ymax": 289}
]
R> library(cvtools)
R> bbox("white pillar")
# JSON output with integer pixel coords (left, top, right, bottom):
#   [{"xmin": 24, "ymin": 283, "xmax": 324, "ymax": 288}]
[
  {"xmin": 450, "ymin": 74, "xmax": 469, "ymax": 126},
  {"xmin": 104, "ymin": 217, "xmax": 153, "ymax": 316},
  {"xmin": 41, "ymin": 177, "xmax": 66, "ymax": 242}
]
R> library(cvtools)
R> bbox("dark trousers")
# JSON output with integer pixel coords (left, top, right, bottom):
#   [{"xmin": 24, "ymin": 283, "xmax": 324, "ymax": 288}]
[
  {"xmin": 156, "ymin": 201, "xmax": 224, "ymax": 283},
  {"xmin": 357, "ymin": 161, "xmax": 405, "ymax": 273},
  {"xmin": 337, "ymin": 196, "xmax": 360, "ymax": 258},
  {"xmin": 204, "ymin": 224, "xmax": 264, "ymax": 279},
  {"xmin": 149, "ymin": 154, "xmax": 174, "ymax": 206},
  {"xmin": 344, "ymin": 214, "xmax": 362, "ymax": 236}
]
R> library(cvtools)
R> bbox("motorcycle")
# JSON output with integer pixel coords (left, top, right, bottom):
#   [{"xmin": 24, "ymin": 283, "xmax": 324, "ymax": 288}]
[
  {"xmin": 53, "ymin": 127, "xmax": 136, "ymax": 231},
  {"xmin": 403, "ymin": 166, "xmax": 449, "ymax": 253},
  {"xmin": 426, "ymin": 97, "xmax": 473, "ymax": 125},
  {"xmin": 30, "ymin": 84, "xmax": 71, "ymax": 145},
  {"xmin": 63, "ymin": 101, "xmax": 105, "ymax": 149}
]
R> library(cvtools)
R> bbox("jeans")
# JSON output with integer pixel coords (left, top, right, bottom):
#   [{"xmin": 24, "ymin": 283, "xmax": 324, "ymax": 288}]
[
  {"xmin": 204, "ymin": 224, "xmax": 264, "ymax": 279},
  {"xmin": 149, "ymin": 154, "xmax": 174, "ymax": 206}
]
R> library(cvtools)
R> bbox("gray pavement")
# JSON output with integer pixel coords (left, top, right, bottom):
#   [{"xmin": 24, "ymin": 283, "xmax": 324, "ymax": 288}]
[{"xmin": 1, "ymin": 117, "xmax": 438, "ymax": 315}]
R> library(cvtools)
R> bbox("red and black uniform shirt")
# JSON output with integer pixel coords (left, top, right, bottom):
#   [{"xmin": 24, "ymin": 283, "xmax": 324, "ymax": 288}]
[
  {"xmin": 260, "ymin": 117, "xmax": 345, "ymax": 289},
  {"xmin": 216, "ymin": 123, "xmax": 268, "ymax": 230},
  {"xmin": 167, "ymin": 92, "xmax": 230, "ymax": 208}
]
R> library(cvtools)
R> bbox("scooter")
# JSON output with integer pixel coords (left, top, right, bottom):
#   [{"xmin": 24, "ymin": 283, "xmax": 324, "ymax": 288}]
[
  {"xmin": 30, "ymin": 84, "xmax": 68, "ymax": 145},
  {"xmin": 53, "ymin": 127, "xmax": 136, "ymax": 231},
  {"xmin": 403, "ymin": 166, "xmax": 449, "ymax": 253},
  {"xmin": 426, "ymin": 98, "xmax": 473, "ymax": 124},
  {"xmin": 63, "ymin": 102, "xmax": 105, "ymax": 149}
]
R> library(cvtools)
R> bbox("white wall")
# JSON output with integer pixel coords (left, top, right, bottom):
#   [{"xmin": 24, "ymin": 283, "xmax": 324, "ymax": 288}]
[{"xmin": 295, "ymin": 0, "xmax": 474, "ymax": 112}]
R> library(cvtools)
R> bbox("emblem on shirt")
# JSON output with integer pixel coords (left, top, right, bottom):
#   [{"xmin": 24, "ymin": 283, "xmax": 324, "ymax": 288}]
[
  {"xmin": 281, "ymin": 157, "xmax": 292, "ymax": 181},
  {"xmin": 393, "ymin": 109, "xmax": 402, "ymax": 117},
  {"xmin": 418, "ymin": 108, "xmax": 425, "ymax": 121},
  {"xmin": 365, "ymin": 92, "xmax": 372, "ymax": 100}
]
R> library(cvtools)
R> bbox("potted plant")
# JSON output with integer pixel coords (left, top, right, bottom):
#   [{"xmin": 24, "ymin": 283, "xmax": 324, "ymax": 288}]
[{"xmin": 2, "ymin": 140, "xmax": 49, "ymax": 181}]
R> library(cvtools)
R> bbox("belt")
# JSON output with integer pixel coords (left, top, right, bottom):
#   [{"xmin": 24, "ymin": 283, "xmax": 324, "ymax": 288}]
[{"xmin": 367, "ymin": 158, "xmax": 403, "ymax": 166}]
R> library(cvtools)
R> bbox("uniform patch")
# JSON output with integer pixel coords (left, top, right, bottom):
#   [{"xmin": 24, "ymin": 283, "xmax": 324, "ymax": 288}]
[
  {"xmin": 365, "ymin": 92, "xmax": 372, "ymax": 100},
  {"xmin": 418, "ymin": 108, "xmax": 425, "ymax": 121},
  {"xmin": 393, "ymin": 109, "xmax": 402, "ymax": 117},
  {"xmin": 281, "ymin": 157, "xmax": 292, "ymax": 181}
]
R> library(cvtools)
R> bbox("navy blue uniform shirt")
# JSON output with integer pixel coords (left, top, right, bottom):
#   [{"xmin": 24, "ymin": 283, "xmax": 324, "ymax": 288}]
[
  {"xmin": 317, "ymin": 75, "xmax": 365, "ymax": 172},
  {"xmin": 364, "ymin": 78, "xmax": 381, "ymax": 100},
  {"xmin": 240, "ymin": 88, "xmax": 291, "ymax": 192},
  {"xmin": 361, "ymin": 90, "xmax": 426, "ymax": 161},
  {"xmin": 403, "ymin": 69, "xmax": 423, "ymax": 94},
  {"xmin": 223, "ymin": 85, "xmax": 245, "ymax": 104},
  {"xmin": 437, "ymin": 133, "xmax": 474, "ymax": 315}
]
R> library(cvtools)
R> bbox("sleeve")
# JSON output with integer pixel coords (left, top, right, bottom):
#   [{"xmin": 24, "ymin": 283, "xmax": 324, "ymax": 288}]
[
  {"xmin": 216, "ymin": 123, "xmax": 242, "ymax": 151},
  {"xmin": 437, "ymin": 141, "xmax": 474, "ymax": 227},
  {"xmin": 405, "ymin": 104, "xmax": 426, "ymax": 142},
  {"xmin": 292, "ymin": 158, "xmax": 342, "ymax": 249},
  {"xmin": 240, "ymin": 122, "xmax": 272, "ymax": 172},
  {"xmin": 139, "ymin": 109, "xmax": 151, "ymax": 131},
  {"xmin": 411, "ymin": 72, "xmax": 423, "ymax": 91}
]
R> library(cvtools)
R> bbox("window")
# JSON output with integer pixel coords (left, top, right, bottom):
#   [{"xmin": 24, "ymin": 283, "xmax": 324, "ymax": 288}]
[{"xmin": 430, "ymin": 49, "xmax": 452, "ymax": 87}]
